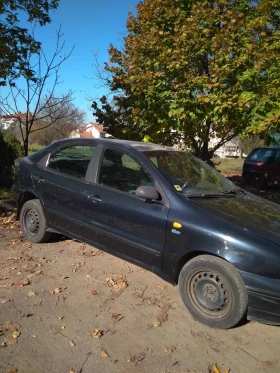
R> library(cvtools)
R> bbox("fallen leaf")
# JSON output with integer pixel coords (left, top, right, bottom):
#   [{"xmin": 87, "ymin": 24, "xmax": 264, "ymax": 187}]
[
  {"xmin": 91, "ymin": 329, "xmax": 103, "ymax": 339},
  {"xmin": 157, "ymin": 310, "xmax": 168, "ymax": 324},
  {"xmin": 69, "ymin": 340, "xmax": 75, "ymax": 347},
  {"xmin": 0, "ymin": 298, "xmax": 12, "ymax": 304},
  {"xmin": 8, "ymin": 369, "xmax": 17, "ymax": 373},
  {"xmin": 163, "ymin": 345, "xmax": 175, "ymax": 355},
  {"xmin": 12, "ymin": 331, "xmax": 20, "ymax": 339},
  {"xmin": 91, "ymin": 290, "xmax": 98, "ymax": 295},
  {"xmin": 69, "ymin": 370, "xmax": 75, "ymax": 373},
  {"xmin": 58, "ymin": 316, "xmax": 63, "ymax": 320},
  {"xmin": 110, "ymin": 313, "xmax": 121, "ymax": 319},
  {"xmin": 16, "ymin": 272, "xmax": 22, "ymax": 276},
  {"xmin": 213, "ymin": 364, "xmax": 230, "ymax": 373},
  {"xmin": 54, "ymin": 287, "xmax": 66, "ymax": 293},
  {"xmin": 100, "ymin": 350, "xmax": 109, "ymax": 357},
  {"xmin": 61, "ymin": 326, "xmax": 65, "ymax": 330},
  {"xmin": 86, "ymin": 275, "xmax": 92, "ymax": 278},
  {"xmin": 127, "ymin": 352, "xmax": 146, "ymax": 364},
  {"xmin": 154, "ymin": 321, "xmax": 161, "ymax": 327},
  {"xmin": 105, "ymin": 275, "xmax": 128, "ymax": 289},
  {"xmin": 14, "ymin": 279, "xmax": 29, "ymax": 286},
  {"xmin": 27, "ymin": 291, "xmax": 36, "ymax": 297}
]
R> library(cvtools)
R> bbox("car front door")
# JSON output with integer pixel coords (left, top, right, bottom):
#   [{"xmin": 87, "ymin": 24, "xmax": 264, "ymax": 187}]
[
  {"xmin": 32, "ymin": 142, "xmax": 97, "ymax": 238},
  {"xmin": 84, "ymin": 146, "xmax": 169, "ymax": 269}
]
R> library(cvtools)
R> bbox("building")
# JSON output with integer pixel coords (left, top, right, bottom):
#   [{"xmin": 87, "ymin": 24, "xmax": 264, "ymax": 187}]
[
  {"xmin": 0, "ymin": 112, "xmax": 29, "ymax": 130},
  {"xmin": 70, "ymin": 122, "xmax": 114, "ymax": 139}
]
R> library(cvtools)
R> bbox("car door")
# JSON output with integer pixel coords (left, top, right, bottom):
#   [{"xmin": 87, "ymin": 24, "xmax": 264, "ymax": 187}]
[
  {"xmin": 32, "ymin": 142, "xmax": 97, "ymax": 238},
  {"xmin": 84, "ymin": 145, "xmax": 169, "ymax": 269}
]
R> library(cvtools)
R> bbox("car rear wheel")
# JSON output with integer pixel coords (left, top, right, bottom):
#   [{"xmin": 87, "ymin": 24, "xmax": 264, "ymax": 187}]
[
  {"xmin": 179, "ymin": 255, "xmax": 248, "ymax": 329},
  {"xmin": 20, "ymin": 199, "xmax": 52, "ymax": 243}
]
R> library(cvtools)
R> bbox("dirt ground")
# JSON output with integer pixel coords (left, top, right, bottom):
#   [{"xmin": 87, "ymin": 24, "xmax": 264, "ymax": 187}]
[{"xmin": 0, "ymin": 214, "xmax": 280, "ymax": 373}]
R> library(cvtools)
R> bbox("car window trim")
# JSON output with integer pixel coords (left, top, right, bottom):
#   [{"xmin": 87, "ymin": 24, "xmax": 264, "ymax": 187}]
[
  {"xmin": 89, "ymin": 144, "xmax": 170, "ymax": 207},
  {"xmin": 42, "ymin": 141, "xmax": 99, "ymax": 183}
]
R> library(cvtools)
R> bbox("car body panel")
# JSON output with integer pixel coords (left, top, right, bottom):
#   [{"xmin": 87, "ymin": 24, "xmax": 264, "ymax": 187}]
[
  {"xmin": 243, "ymin": 147, "xmax": 280, "ymax": 186},
  {"xmin": 12, "ymin": 138, "xmax": 280, "ymax": 326}
]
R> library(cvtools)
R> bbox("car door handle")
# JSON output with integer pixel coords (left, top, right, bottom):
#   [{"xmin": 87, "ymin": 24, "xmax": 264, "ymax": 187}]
[{"xmin": 88, "ymin": 195, "xmax": 102, "ymax": 203}]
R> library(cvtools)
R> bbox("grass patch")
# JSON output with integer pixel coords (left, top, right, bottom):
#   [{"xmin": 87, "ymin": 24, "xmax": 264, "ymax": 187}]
[
  {"xmin": 0, "ymin": 187, "xmax": 12, "ymax": 200},
  {"xmin": 28, "ymin": 144, "xmax": 43, "ymax": 155},
  {"xmin": 213, "ymin": 157, "xmax": 244, "ymax": 174}
]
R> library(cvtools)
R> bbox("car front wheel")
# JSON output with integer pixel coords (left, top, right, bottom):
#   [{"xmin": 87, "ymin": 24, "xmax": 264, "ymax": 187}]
[
  {"xmin": 20, "ymin": 199, "xmax": 52, "ymax": 243},
  {"xmin": 179, "ymin": 255, "xmax": 248, "ymax": 329}
]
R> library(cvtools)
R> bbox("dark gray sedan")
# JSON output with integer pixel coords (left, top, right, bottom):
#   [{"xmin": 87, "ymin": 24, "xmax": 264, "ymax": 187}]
[{"xmin": 12, "ymin": 138, "xmax": 280, "ymax": 328}]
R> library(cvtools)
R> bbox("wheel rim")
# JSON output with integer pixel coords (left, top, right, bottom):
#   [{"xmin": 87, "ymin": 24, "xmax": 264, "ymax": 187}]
[
  {"xmin": 187, "ymin": 269, "xmax": 232, "ymax": 318},
  {"xmin": 23, "ymin": 208, "xmax": 40, "ymax": 236}
]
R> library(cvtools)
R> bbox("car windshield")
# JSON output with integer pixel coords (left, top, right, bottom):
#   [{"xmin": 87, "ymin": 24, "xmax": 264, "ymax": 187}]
[{"xmin": 143, "ymin": 150, "xmax": 238, "ymax": 196}]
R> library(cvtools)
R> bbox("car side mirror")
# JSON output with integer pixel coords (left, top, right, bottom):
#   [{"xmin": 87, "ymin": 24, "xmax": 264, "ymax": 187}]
[{"xmin": 135, "ymin": 186, "xmax": 160, "ymax": 200}]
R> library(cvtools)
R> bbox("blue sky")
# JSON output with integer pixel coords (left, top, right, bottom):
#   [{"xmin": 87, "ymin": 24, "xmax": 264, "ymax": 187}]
[{"xmin": 2, "ymin": 0, "xmax": 139, "ymax": 122}]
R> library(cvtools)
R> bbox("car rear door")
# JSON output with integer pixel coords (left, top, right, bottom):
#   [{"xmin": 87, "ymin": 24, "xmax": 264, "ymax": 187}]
[
  {"xmin": 84, "ymin": 145, "xmax": 169, "ymax": 269},
  {"xmin": 32, "ymin": 142, "xmax": 98, "ymax": 238}
]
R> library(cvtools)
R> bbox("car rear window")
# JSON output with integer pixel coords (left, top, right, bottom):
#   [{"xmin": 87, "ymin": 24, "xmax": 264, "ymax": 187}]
[{"xmin": 248, "ymin": 149, "xmax": 275, "ymax": 162}]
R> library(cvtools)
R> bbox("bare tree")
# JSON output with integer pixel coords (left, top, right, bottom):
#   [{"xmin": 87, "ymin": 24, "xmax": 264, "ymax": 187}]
[
  {"xmin": 30, "ymin": 100, "xmax": 85, "ymax": 146},
  {"xmin": 0, "ymin": 26, "xmax": 76, "ymax": 156}
]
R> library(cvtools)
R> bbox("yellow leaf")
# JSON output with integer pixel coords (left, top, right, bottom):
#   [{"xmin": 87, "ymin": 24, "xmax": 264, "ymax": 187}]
[
  {"xmin": 213, "ymin": 364, "xmax": 221, "ymax": 373},
  {"xmin": 91, "ymin": 329, "xmax": 103, "ymax": 339},
  {"xmin": 154, "ymin": 321, "xmax": 161, "ymax": 327},
  {"xmin": 12, "ymin": 331, "xmax": 20, "ymax": 339},
  {"xmin": 100, "ymin": 350, "xmax": 109, "ymax": 357}
]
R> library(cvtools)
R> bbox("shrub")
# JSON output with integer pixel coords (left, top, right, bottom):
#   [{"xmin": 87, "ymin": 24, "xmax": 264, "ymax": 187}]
[{"xmin": 0, "ymin": 131, "xmax": 22, "ymax": 186}]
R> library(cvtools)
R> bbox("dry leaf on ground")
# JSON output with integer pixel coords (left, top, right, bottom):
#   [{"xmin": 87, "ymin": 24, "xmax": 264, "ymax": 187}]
[
  {"xmin": 14, "ymin": 279, "xmax": 29, "ymax": 286},
  {"xmin": 91, "ymin": 290, "xmax": 98, "ymax": 295},
  {"xmin": 69, "ymin": 340, "xmax": 75, "ymax": 347},
  {"xmin": 91, "ymin": 329, "xmax": 103, "ymax": 339},
  {"xmin": 157, "ymin": 310, "xmax": 168, "ymax": 324},
  {"xmin": 163, "ymin": 345, "xmax": 175, "ymax": 355},
  {"xmin": 54, "ymin": 287, "xmax": 66, "ymax": 293},
  {"xmin": 213, "ymin": 363, "xmax": 230, "ymax": 373},
  {"xmin": 12, "ymin": 331, "xmax": 20, "ymax": 339},
  {"xmin": 127, "ymin": 352, "xmax": 146, "ymax": 364},
  {"xmin": 105, "ymin": 275, "xmax": 128, "ymax": 288},
  {"xmin": 100, "ymin": 350, "xmax": 109, "ymax": 357},
  {"xmin": 8, "ymin": 369, "xmax": 18, "ymax": 373},
  {"xmin": 154, "ymin": 321, "xmax": 161, "ymax": 327},
  {"xmin": 110, "ymin": 313, "xmax": 121, "ymax": 319},
  {"xmin": 0, "ymin": 298, "xmax": 12, "ymax": 304},
  {"xmin": 27, "ymin": 291, "xmax": 37, "ymax": 297}
]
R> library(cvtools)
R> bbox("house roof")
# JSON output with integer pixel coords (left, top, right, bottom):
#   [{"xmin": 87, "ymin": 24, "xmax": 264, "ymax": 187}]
[{"xmin": 79, "ymin": 132, "xmax": 94, "ymax": 138}]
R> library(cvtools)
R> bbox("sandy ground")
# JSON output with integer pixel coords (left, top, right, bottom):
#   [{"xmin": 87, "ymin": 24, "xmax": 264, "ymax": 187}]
[{"xmin": 0, "ymin": 215, "xmax": 280, "ymax": 373}]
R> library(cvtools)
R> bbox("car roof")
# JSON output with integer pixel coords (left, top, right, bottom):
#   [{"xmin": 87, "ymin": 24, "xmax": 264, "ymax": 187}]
[{"xmin": 51, "ymin": 137, "xmax": 177, "ymax": 152}]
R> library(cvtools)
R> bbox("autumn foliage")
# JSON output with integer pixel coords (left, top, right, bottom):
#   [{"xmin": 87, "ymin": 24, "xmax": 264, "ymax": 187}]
[{"xmin": 93, "ymin": 0, "xmax": 280, "ymax": 160}]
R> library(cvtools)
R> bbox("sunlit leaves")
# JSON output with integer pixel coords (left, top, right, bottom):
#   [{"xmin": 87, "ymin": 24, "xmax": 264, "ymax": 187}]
[{"xmin": 93, "ymin": 0, "xmax": 280, "ymax": 159}]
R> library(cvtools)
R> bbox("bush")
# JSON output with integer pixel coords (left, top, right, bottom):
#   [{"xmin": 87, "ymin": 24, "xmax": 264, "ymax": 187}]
[{"xmin": 0, "ymin": 131, "xmax": 23, "ymax": 187}]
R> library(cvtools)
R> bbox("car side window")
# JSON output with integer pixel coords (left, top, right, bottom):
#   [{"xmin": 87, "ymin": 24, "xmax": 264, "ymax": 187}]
[
  {"xmin": 98, "ymin": 147, "xmax": 154, "ymax": 193},
  {"xmin": 48, "ymin": 145, "xmax": 96, "ymax": 179}
]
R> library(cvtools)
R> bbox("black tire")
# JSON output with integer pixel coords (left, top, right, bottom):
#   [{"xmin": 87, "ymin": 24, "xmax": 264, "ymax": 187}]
[
  {"xmin": 20, "ymin": 199, "xmax": 52, "ymax": 243},
  {"xmin": 179, "ymin": 255, "xmax": 248, "ymax": 329}
]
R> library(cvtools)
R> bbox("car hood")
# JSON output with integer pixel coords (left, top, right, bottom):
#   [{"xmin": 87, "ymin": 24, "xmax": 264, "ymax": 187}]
[{"xmin": 189, "ymin": 193, "xmax": 280, "ymax": 246}]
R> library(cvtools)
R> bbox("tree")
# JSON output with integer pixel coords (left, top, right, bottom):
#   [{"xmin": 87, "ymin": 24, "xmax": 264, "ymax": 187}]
[
  {"xmin": 0, "ymin": 27, "xmax": 75, "ymax": 156},
  {"xmin": 0, "ymin": 0, "xmax": 59, "ymax": 86},
  {"xmin": 92, "ymin": 0, "xmax": 280, "ymax": 161},
  {"xmin": 238, "ymin": 135, "xmax": 265, "ymax": 157},
  {"xmin": 30, "ymin": 101, "xmax": 85, "ymax": 146}
]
